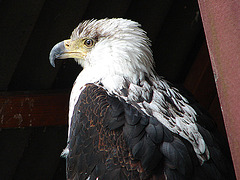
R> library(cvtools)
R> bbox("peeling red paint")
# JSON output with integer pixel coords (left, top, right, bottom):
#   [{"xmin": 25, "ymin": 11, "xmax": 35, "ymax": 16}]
[
  {"xmin": 0, "ymin": 91, "xmax": 69, "ymax": 128},
  {"xmin": 198, "ymin": 0, "xmax": 240, "ymax": 178}
]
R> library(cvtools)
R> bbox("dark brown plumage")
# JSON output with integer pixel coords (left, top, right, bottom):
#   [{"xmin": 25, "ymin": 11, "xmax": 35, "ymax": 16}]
[
  {"xmin": 68, "ymin": 84, "xmax": 143, "ymax": 179},
  {"xmin": 49, "ymin": 18, "xmax": 236, "ymax": 180},
  {"xmin": 66, "ymin": 83, "xmax": 235, "ymax": 180}
]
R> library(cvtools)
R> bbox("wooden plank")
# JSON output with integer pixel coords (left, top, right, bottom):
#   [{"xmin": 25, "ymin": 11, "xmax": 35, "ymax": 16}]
[
  {"xmin": 0, "ymin": 0, "xmax": 46, "ymax": 90},
  {"xmin": 0, "ymin": 91, "xmax": 69, "ymax": 128},
  {"xmin": 198, "ymin": 0, "xmax": 240, "ymax": 177}
]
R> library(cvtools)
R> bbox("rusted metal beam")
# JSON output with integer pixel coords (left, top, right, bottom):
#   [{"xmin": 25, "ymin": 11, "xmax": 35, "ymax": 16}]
[
  {"xmin": 0, "ymin": 91, "xmax": 69, "ymax": 128},
  {"xmin": 198, "ymin": 0, "xmax": 240, "ymax": 178}
]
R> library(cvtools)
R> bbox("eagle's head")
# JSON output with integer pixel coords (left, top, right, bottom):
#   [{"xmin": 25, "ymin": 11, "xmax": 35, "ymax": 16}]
[{"xmin": 50, "ymin": 18, "xmax": 155, "ymax": 87}]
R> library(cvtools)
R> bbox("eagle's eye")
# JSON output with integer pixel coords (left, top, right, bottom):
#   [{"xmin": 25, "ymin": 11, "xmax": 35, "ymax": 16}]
[{"xmin": 84, "ymin": 39, "xmax": 94, "ymax": 48}]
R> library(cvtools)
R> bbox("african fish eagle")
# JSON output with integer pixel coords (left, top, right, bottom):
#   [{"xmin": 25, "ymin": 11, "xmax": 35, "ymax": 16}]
[{"xmin": 49, "ymin": 18, "xmax": 235, "ymax": 180}]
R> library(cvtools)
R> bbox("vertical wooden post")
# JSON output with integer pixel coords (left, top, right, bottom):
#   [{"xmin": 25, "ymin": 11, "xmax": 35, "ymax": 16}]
[{"xmin": 198, "ymin": 0, "xmax": 240, "ymax": 178}]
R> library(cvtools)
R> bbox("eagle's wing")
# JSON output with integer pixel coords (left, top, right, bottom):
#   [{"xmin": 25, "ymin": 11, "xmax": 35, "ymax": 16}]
[
  {"xmin": 66, "ymin": 83, "xmax": 234, "ymax": 180},
  {"xmin": 67, "ymin": 83, "xmax": 139, "ymax": 180}
]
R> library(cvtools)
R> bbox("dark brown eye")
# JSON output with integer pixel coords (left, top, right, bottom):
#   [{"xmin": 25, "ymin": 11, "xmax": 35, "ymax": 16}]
[{"xmin": 84, "ymin": 39, "xmax": 94, "ymax": 47}]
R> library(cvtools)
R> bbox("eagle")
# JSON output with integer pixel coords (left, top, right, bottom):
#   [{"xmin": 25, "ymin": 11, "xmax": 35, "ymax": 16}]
[{"xmin": 49, "ymin": 18, "xmax": 235, "ymax": 180}]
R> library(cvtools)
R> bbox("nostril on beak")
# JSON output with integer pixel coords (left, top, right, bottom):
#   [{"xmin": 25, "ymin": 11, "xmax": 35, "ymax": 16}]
[{"xmin": 64, "ymin": 40, "xmax": 71, "ymax": 48}]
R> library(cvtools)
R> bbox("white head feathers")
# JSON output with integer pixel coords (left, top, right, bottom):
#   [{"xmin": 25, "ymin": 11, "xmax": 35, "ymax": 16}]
[{"xmin": 71, "ymin": 18, "xmax": 155, "ymax": 82}]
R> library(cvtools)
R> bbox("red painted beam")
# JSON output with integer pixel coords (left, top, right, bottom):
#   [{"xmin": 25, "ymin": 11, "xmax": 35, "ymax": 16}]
[
  {"xmin": 198, "ymin": 0, "xmax": 240, "ymax": 178},
  {"xmin": 0, "ymin": 91, "xmax": 69, "ymax": 128}
]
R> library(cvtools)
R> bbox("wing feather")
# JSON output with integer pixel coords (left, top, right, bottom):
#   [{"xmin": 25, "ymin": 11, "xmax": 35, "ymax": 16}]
[{"xmin": 66, "ymin": 83, "xmax": 235, "ymax": 180}]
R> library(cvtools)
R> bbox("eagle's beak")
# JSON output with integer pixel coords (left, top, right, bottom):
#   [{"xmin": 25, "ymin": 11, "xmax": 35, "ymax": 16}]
[
  {"xmin": 49, "ymin": 39, "xmax": 88, "ymax": 67},
  {"xmin": 49, "ymin": 40, "xmax": 67, "ymax": 67}
]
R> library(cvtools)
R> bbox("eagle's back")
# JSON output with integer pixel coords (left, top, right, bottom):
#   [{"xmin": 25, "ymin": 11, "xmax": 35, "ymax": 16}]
[{"xmin": 66, "ymin": 83, "xmax": 235, "ymax": 180}]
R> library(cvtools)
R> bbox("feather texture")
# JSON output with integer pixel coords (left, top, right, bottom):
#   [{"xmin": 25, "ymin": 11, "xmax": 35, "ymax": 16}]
[
  {"xmin": 49, "ymin": 18, "xmax": 236, "ymax": 179},
  {"xmin": 65, "ymin": 83, "xmax": 235, "ymax": 180}
]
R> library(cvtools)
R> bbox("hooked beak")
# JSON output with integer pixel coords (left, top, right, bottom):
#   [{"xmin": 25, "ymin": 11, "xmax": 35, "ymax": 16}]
[
  {"xmin": 49, "ymin": 41, "xmax": 66, "ymax": 67},
  {"xmin": 49, "ymin": 39, "xmax": 89, "ymax": 67}
]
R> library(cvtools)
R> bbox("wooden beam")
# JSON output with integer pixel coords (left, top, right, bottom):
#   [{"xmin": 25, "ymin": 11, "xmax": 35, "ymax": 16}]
[
  {"xmin": 198, "ymin": 0, "xmax": 240, "ymax": 178},
  {"xmin": 0, "ymin": 91, "xmax": 69, "ymax": 128}
]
